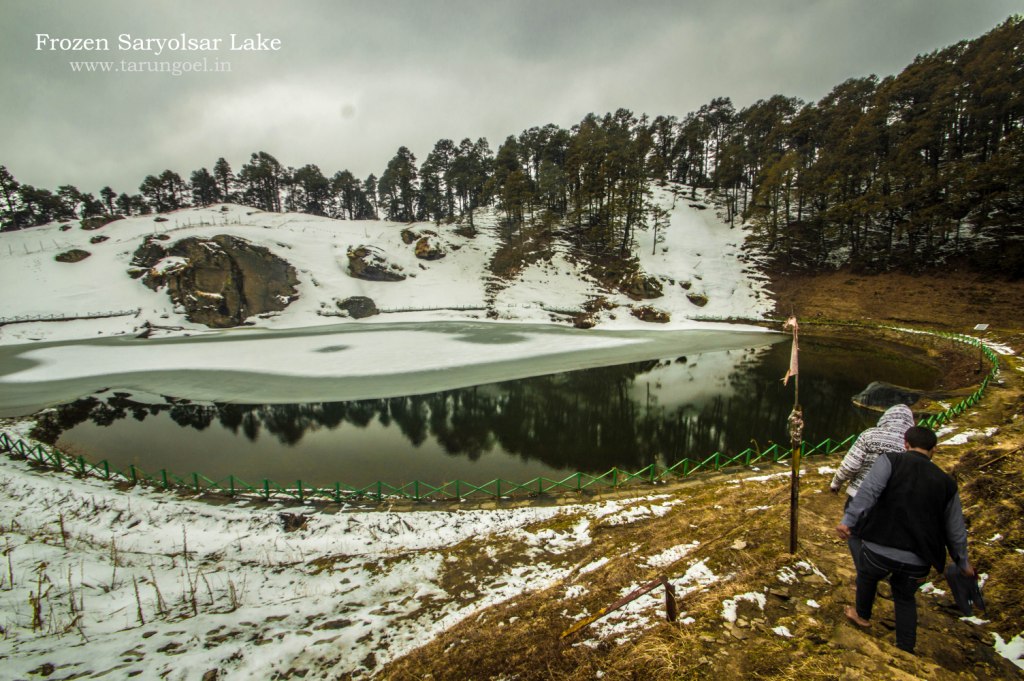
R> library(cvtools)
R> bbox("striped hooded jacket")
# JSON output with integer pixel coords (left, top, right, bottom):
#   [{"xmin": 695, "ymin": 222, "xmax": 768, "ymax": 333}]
[{"xmin": 830, "ymin": 403, "xmax": 916, "ymax": 497}]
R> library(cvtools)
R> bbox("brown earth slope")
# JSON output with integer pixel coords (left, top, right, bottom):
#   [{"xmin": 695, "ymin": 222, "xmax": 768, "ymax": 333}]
[
  {"xmin": 380, "ymin": 271, "xmax": 1024, "ymax": 680},
  {"xmin": 769, "ymin": 270, "xmax": 1024, "ymax": 331}
]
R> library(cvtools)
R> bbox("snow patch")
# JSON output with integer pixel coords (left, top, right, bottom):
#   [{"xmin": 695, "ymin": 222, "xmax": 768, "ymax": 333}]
[
  {"xmin": 994, "ymin": 632, "xmax": 1024, "ymax": 670},
  {"xmin": 721, "ymin": 592, "xmax": 766, "ymax": 623},
  {"xmin": 645, "ymin": 542, "xmax": 699, "ymax": 569}
]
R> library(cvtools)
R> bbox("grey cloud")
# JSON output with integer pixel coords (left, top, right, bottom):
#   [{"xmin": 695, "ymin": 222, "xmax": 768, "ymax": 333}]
[{"xmin": 1, "ymin": 0, "xmax": 1021, "ymax": 195}]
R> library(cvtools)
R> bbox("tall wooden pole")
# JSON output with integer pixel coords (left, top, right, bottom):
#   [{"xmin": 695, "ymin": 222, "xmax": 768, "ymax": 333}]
[
  {"xmin": 789, "ymin": 397, "xmax": 802, "ymax": 555},
  {"xmin": 785, "ymin": 315, "xmax": 803, "ymax": 555}
]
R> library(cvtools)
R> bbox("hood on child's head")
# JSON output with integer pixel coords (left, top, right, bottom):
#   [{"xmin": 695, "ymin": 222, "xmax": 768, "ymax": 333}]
[{"xmin": 877, "ymin": 403, "xmax": 915, "ymax": 432}]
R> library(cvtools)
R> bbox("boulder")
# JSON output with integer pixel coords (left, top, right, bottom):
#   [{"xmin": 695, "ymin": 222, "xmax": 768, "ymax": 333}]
[
  {"xmin": 630, "ymin": 306, "xmax": 671, "ymax": 323},
  {"xmin": 686, "ymin": 292, "xmax": 709, "ymax": 307},
  {"xmin": 852, "ymin": 381, "xmax": 920, "ymax": 409},
  {"xmin": 140, "ymin": 234, "xmax": 299, "ymax": 328},
  {"xmin": 55, "ymin": 249, "xmax": 91, "ymax": 263},
  {"xmin": 572, "ymin": 314, "xmax": 596, "ymax": 329},
  {"xmin": 80, "ymin": 215, "xmax": 123, "ymax": 231},
  {"xmin": 337, "ymin": 296, "xmax": 379, "ymax": 319},
  {"xmin": 401, "ymin": 228, "xmax": 437, "ymax": 245},
  {"xmin": 90, "ymin": 235, "xmax": 109, "ymax": 244},
  {"xmin": 347, "ymin": 246, "xmax": 406, "ymax": 282},
  {"xmin": 621, "ymin": 273, "xmax": 664, "ymax": 300},
  {"xmin": 414, "ymin": 236, "xmax": 446, "ymax": 260}
]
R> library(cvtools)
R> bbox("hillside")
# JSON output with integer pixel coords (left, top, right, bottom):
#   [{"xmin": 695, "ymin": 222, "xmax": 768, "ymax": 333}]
[{"xmin": 0, "ymin": 185, "xmax": 769, "ymax": 348}]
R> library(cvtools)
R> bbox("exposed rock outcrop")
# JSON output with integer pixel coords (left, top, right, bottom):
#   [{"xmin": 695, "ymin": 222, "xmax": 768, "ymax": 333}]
[
  {"xmin": 347, "ymin": 246, "xmax": 406, "ymax": 282},
  {"xmin": 401, "ymin": 227, "xmax": 437, "ymax": 245},
  {"xmin": 80, "ymin": 215, "xmax": 123, "ymax": 231},
  {"xmin": 852, "ymin": 381, "xmax": 920, "ymax": 409},
  {"xmin": 55, "ymin": 249, "xmax": 91, "ymax": 263},
  {"xmin": 136, "ymin": 234, "xmax": 299, "ymax": 328},
  {"xmin": 336, "ymin": 296, "xmax": 380, "ymax": 319},
  {"xmin": 128, "ymin": 234, "xmax": 172, "ymax": 278},
  {"xmin": 621, "ymin": 273, "xmax": 664, "ymax": 300},
  {"xmin": 630, "ymin": 305, "xmax": 671, "ymax": 323},
  {"xmin": 686, "ymin": 292, "xmax": 709, "ymax": 307},
  {"xmin": 414, "ymin": 236, "xmax": 446, "ymax": 261}
]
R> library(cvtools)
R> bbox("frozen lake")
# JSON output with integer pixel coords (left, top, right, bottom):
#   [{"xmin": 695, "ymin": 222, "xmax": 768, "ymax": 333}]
[{"xmin": 5, "ymin": 323, "xmax": 944, "ymax": 487}]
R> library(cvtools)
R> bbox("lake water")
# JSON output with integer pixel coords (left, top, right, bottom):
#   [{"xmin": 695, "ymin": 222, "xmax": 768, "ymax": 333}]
[{"xmin": 26, "ymin": 330, "xmax": 942, "ymax": 488}]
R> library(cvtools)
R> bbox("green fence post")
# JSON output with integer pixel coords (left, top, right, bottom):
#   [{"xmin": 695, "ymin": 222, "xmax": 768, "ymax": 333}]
[
  {"xmin": 455, "ymin": 479, "xmax": 461, "ymax": 500},
  {"xmin": 102, "ymin": 460, "xmax": 110, "ymax": 480},
  {"xmin": 161, "ymin": 469, "xmax": 169, "ymax": 490},
  {"xmin": 229, "ymin": 475, "xmax": 235, "ymax": 497},
  {"xmin": 496, "ymin": 479, "xmax": 502, "ymax": 499},
  {"xmin": 129, "ymin": 465, "xmax": 137, "ymax": 485},
  {"xmin": 414, "ymin": 480, "xmax": 419, "ymax": 502},
  {"xmin": 377, "ymin": 481, "xmax": 382, "ymax": 503},
  {"xmin": 193, "ymin": 472, "xmax": 200, "ymax": 494},
  {"xmin": 263, "ymin": 479, "xmax": 271, "ymax": 501},
  {"xmin": 297, "ymin": 480, "xmax": 304, "ymax": 502}
]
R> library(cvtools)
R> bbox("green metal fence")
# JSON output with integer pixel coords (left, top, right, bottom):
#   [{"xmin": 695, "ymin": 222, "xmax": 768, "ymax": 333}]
[{"xmin": 0, "ymin": 328, "xmax": 1001, "ymax": 504}]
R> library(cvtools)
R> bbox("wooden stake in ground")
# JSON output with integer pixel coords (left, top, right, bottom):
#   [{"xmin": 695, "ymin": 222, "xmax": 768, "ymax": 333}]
[
  {"xmin": 782, "ymin": 316, "xmax": 803, "ymax": 554},
  {"xmin": 787, "ymin": 405, "xmax": 804, "ymax": 554},
  {"xmin": 560, "ymin": 576, "xmax": 677, "ymax": 639}
]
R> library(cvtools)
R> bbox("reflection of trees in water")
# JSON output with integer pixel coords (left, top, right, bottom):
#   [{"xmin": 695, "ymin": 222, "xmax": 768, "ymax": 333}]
[{"xmin": 35, "ymin": 340, "xmax": 927, "ymax": 474}]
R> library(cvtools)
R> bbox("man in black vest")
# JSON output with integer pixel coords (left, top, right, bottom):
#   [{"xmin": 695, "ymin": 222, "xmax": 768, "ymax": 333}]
[{"xmin": 836, "ymin": 425, "xmax": 975, "ymax": 654}]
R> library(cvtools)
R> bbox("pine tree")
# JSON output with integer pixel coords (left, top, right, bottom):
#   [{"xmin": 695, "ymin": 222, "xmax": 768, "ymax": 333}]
[
  {"xmin": 99, "ymin": 186, "xmax": 116, "ymax": 215},
  {"xmin": 189, "ymin": 168, "xmax": 220, "ymax": 207},
  {"xmin": 378, "ymin": 146, "xmax": 419, "ymax": 222},
  {"xmin": 213, "ymin": 157, "xmax": 235, "ymax": 202},
  {"xmin": 0, "ymin": 165, "xmax": 19, "ymax": 229}
]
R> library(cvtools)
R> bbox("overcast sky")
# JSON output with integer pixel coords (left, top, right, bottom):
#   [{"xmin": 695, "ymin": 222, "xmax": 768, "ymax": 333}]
[{"xmin": 2, "ymin": 0, "xmax": 1022, "ymax": 195}]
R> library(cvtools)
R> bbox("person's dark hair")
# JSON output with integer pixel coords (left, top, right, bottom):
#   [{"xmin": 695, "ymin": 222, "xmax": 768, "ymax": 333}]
[{"xmin": 905, "ymin": 425, "xmax": 938, "ymax": 451}]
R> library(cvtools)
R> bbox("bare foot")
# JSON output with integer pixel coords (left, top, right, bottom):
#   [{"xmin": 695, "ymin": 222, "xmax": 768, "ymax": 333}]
[{"xmin": 845, "ymin": 605, "xmax": 871, "ymax": 628}]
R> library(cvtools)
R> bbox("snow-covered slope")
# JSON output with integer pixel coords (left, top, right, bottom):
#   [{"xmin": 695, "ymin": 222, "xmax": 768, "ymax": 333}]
[{"xmin": 0, "ymin": 187, "xmax": 771, "ymax": 346}]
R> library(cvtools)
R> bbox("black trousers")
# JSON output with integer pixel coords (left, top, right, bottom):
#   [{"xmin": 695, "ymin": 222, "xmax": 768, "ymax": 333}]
[{"xmin": 855, "ymin": 545, "xmax": 931, "ymax": 653}]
